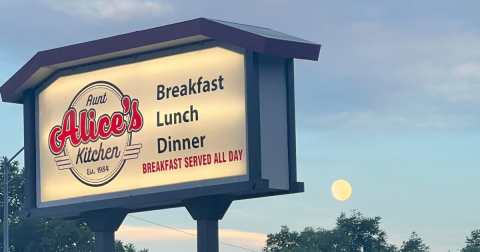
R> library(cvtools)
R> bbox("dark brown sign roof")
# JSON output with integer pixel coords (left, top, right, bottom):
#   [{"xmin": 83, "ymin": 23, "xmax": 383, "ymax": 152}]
[{"xmin": 0, "ymin": 18, "xmax": 321, "ymax": 103}]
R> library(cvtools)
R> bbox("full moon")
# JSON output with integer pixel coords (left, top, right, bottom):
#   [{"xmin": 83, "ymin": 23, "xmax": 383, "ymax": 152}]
[{"xmin": 331, "ymin": 180, "xmax": 352, "ymax": 201}]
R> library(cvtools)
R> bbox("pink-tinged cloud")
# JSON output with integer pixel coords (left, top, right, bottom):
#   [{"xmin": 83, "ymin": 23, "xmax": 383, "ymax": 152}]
[
  {"xmin": 43, "ymin": 0, "xmax": 174, "ymax": 22},
  {"xmin": 116, "ymin": 225, "xmax": 266, "ymax": 249}
]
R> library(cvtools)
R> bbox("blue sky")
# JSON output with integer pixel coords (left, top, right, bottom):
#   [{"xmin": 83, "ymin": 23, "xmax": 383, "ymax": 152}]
[{"xmin": 1, "ymin": 0, "xmax": 480, "ymax": 251}]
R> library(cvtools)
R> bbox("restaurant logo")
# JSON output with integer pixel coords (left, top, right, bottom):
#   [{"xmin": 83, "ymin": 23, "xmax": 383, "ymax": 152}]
[{"xmin": 48, "ymin": 81, "xmax": 143, "ymax": 186}]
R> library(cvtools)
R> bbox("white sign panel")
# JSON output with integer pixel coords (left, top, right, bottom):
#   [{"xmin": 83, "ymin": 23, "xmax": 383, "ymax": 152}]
[{"xmin": 37, "ymin": 45, "xmax": 247, "ymax": 206}]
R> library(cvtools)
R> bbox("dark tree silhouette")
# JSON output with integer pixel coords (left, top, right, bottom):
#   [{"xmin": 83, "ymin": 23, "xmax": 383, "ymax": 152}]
[
  {"xmin": 399, "ymin": 232, "xmax": 430, "ymax": 252},
  {"xmin": 0, "ymin": 156, "xmax": 147, "ymax": 252}
]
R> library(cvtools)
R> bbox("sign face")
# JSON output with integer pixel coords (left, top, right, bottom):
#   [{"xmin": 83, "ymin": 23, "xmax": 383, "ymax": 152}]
[{"xmin": 37, "ymin": 45, "xmax": 247, "ymax": 206}]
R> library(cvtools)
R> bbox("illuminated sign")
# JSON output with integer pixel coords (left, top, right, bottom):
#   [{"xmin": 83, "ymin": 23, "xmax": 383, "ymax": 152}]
[
  {"xmin": 1, "ymin": 18, "xmax": 319, "ymax": 220},
  {"xmin": 37, "ymin": 45, "xmax": 248, "ymax": 206}
]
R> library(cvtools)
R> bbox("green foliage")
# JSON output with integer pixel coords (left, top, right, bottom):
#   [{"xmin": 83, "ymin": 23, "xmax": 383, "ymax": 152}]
[
  {"xmin": 264, "ymin": 226, "xmax": 348, "ymax": 252},
  {"xmin": 264, "ymin": 226, "xmax": 300, "ymax": 251},
  {"xmin": 263, "ymin": 212, "xmax": 440, "ymax": 252},
  {"xmin": 264, "ymin": 210, "xmax": 398, "ymax": 252},
  {"xmin": 336, "ymin": 210, "xmax": 391, "ymax": 252},
  {"xmin": 264, "ymin": 210, "xmax": 435, "ymax": 252},
  {"xmin": 115, "ymin": 240, "xmax": 149, "ymax": 252},
  {"xmin": 399, "ymin": 232, "xmax": 430, "ymax": 252},
  {"xmin": 0, "ymin": 157, "xmax": 25, "ymax": 224},
  {"xmin": 8, "ymin": 218, "xmax": 94, "ymax": 252},
  {"xmin": 0, "ymin": 156, "xmax": 147, "ymax": 252},
  {"xmin": 461, "ymin": 230, "xmax": 480, "ymax": 252},
  {"xmin": 296, "ymin": 227, "xmax": 349, "ymax": 252}
]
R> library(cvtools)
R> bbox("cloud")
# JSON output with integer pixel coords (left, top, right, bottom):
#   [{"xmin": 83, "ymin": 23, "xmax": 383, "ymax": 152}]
[
  {"xmin": 453, "ymin": 63, "xmax": 480, "ymax": 78},
  {"xmin": 309, "ymin": 111, "xmax": 477, "ymax": 131},
  {"xmin": 297, "ymin": 17, "xmax": 480, "ymax": 133},
  {"xmin": 435, "ymin": 62, "xmax": 480, "ymax": 102},
  {"xmin": 395, "ymin": 60, "xmax": 480, "ymax": 103},
  {"xmin": 116, "ymin": 225, "xmax": 266, "ymax": 248},
  {"xmin": 315, "ymin": 19, "xmax": 480, "ymax": 105},
  {"xmin": 43, "ymin": 0, "xmax": 173, "ymax": 22}
]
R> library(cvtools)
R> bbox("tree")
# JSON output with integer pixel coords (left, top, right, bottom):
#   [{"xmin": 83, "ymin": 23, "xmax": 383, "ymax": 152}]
[
  {"xmin": 399, "ymin": 232, "xmax": 429, "ymax": 252},
  {"xmin": 115, "ymin": 240, "xmax": 149, "ymax": 252},
  {"xmin": 0, "ymin": 156, "xmax": 147, "ymax": 252},
  {"xmin": 264, "ymin": 226, "xmax": 301, "ymax": 252},
  {"xmin": 263, "ymin": 210, "xmax": 398, "ymax": 252},
  {"xmin": 8, "ymin": 218, "xmax": 95, "ymax": 252},
  {"xmin": 264, "ymin": 226, "xmax": 349, "ymax": 252},
  {"xmin": 461, "ymin": 230, "xmax": 480, "ymax": 252},
  {"xmin": 296, "ymin": 227, "xmax": 350, "ymax": 252},
  {"xmin": 0, "ymin": 157, "xmax": 25, "ymax": 224},
  {"xmin": 0, "ymin": 156, "xmax": 95, "ymax": 252},
  {"xmin": 336, "ymin": 210, "xmax": 395, "ymax": 252}
]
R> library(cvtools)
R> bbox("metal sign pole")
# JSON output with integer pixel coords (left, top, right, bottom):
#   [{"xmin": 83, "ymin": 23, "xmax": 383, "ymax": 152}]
[
  {"xmin": 3, "ymin": 147, "xmax": 24, "ymax": 252},
  {"xmin": 3, "ymin": 157, "xmax": 8, "ymax": 252},
  {"xmin": 183, "ymin": 196, "xmax": 233, "ymax": 252},
  {"xmin": 197, "ymin": 220, "xmax": 220, "ymax": 252},
  {"xmin": 82, "ymin": 209, "xmax": 127, "ymax": 252},
  {"xmin": 94, "ymin": 232, "xmax": 115, "ymax": 252}
]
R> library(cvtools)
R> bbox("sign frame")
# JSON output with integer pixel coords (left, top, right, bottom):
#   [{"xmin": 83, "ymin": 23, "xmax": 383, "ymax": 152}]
[{"xmin": 20, "ymin": 41, "xmax": 303, "ymax": 220}]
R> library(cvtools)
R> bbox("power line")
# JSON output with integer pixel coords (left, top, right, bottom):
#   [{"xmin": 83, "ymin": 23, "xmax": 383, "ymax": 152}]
[
  {"xmin": 128, "ymin": 215, "xmax": 196, "ymax": 237},
  {"xmin": 128, "ymin": 215, "xmax": 258, "ymax": 252}
]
